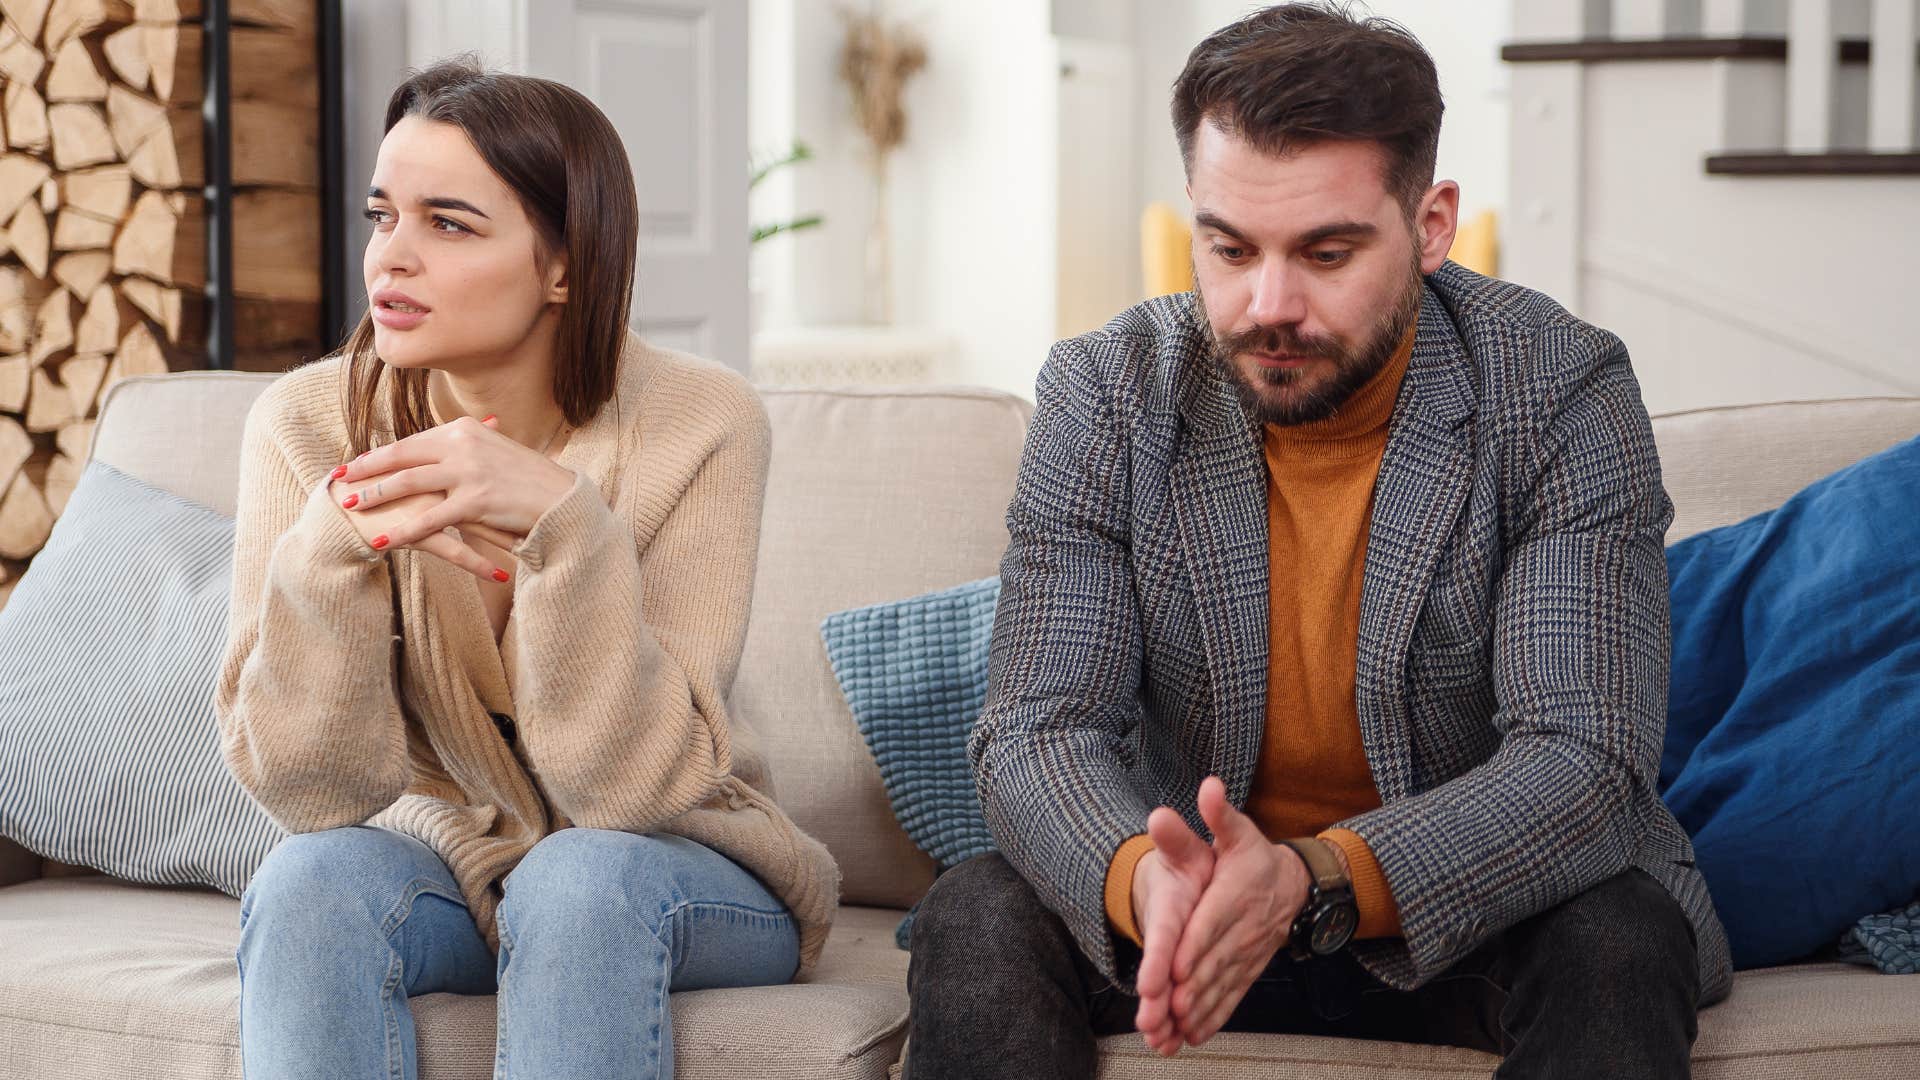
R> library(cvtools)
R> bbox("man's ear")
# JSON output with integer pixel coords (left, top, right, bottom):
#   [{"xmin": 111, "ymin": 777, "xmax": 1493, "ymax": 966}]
[{"xmin": 1415, "ymin": 180, "xmax": 1460, "ymax": 274}]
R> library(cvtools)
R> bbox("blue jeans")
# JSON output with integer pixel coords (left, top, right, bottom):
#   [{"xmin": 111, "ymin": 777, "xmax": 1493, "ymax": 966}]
[{"xmin": 237, "ymin": 825, "xmax": 800, "ymax": 1079}]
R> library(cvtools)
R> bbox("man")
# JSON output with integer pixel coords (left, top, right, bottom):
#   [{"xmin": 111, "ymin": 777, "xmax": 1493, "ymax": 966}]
[{"xmin": 905, "ymin": 5, "xmax": 1732, "ymax": 1079}]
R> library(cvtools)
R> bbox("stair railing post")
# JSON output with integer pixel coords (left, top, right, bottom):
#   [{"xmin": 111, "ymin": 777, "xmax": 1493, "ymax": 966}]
[
  {"xmin": 1788, "ymin": 0, "xmax": 1840, "ymax": 150},
  {"xmin": 1868, "ymin": 0, "xmax": 1919, "ymax": 150}
]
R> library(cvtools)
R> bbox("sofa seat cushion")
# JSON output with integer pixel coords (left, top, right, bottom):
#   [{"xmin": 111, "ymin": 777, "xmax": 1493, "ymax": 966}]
[
  {"xmin": 880, "ymin": 963, "xmax": 1920, "ymax": 1079},
  {"xmin": 1076, "ymin": 962, "xmax": 1920, "ymax": 1078},
  {"xmin": 0, "ymin": 876, "xmax": 910, "ymax": 1080}
]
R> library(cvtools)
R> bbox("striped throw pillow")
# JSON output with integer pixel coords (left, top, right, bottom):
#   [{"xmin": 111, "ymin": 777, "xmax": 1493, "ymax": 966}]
[{"xmin": 0, "ymin": 461, "xmax": 284, "ymax": 896}]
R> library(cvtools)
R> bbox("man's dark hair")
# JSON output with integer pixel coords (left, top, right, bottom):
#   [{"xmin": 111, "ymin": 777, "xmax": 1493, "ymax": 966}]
[{"xmin": 1172, "ymin": 3, "xmax": 1443, "ymax": 212}]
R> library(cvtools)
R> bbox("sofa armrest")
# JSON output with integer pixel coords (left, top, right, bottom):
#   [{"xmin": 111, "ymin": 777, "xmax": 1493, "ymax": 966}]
[{"xmin": 0, "ymin": 837, "xmax": 42, "ymax": 888}]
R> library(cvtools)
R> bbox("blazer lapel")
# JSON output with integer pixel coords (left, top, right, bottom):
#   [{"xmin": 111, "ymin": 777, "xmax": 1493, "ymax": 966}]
[
  {"xmin": 1356, "ymin": 285, "xmax": 1478, "ymax": 801},
  {"xmin": 1168, "ymin": 367, "xmax": 1269, "ymax": 807}
]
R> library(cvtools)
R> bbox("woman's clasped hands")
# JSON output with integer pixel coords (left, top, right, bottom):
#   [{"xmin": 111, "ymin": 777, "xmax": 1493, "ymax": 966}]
[{"xmin": 326, "ymin": 414, "xmax": 576, "ymax": 582}]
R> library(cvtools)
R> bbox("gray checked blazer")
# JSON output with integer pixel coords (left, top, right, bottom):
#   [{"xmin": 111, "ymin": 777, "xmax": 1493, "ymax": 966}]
[{"xmin": 970, "ymin": 262, "xmax": 1733, "ymax": 1005}]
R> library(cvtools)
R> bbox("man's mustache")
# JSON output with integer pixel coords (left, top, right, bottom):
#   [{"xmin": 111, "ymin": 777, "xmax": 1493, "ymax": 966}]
[{"xmin": 1216, "ymin": 324, "xmax": 1346, "ymax": 362}]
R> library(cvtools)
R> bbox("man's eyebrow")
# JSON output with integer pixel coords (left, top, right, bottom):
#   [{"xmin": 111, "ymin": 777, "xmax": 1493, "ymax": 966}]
[
  {"xmin": 1297, "ymin": 221, "xmax": 1378, "ymax": 245},
  {"xmin": 1193, "ymin": 210, "xmax": 1247, "ymax": 242},
  {"xmin": 365, "ymin": 187, "xmax": 492, "ymax": 220}
]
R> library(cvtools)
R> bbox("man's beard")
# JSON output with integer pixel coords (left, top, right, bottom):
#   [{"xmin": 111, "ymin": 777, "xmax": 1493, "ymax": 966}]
[{"xmin": 1199, "ymin": 262, "xmax": 1423, "ymax": 427}]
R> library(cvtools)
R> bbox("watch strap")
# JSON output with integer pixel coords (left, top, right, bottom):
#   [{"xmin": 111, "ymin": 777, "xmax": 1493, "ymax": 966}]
[{"xmin": 1280, "ymin": 837, "xmax": 1349, "ymax": 893}]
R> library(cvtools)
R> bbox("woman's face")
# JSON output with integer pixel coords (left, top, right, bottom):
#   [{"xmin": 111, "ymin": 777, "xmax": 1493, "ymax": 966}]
[{"xmin": 363, "ymin": 116, "xmax": 567, "ymax": 372}]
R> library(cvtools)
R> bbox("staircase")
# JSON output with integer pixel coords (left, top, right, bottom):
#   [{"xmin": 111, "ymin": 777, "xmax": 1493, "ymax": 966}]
[{"xmin": 1504, "ymin": 0, "xmax": 1920, "ymax": 414}]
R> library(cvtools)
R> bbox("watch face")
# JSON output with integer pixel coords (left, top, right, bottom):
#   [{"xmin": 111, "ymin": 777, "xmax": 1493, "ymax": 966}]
[{"xmin": 1311, "ymin": 903, "xmax": 1358, "ymax": 954}]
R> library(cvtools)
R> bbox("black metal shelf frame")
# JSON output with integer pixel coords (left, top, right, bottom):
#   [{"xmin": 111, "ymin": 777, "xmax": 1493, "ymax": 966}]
[{"xmin": 200, "ymin": 0, "xmax": 346, "ymax": 369}]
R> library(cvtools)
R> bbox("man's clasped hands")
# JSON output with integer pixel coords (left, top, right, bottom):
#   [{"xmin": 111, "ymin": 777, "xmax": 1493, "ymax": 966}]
[{"xmin": 1128, "ymin": 776, "xmax": 1325, "ymax": 1056}]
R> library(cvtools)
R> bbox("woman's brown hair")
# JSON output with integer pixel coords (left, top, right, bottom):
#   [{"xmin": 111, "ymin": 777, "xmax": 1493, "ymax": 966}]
[{"xmin": 339, "ymin": 56, "xmax": 639, "ymax": 455}]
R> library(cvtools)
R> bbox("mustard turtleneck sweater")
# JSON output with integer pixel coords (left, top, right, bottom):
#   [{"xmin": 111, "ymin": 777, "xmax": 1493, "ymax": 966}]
[{"xmin": 1105, "ymin": 325, "xmax": 1416, "ymax": 945}]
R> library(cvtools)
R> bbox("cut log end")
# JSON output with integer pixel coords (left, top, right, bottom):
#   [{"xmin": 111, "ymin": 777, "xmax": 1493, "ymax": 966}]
[
  {"xmin": 51, "ymin": 250, "xmax": 110, "ymax": 296},
  {"xmin": 44, "ymin": 450, "xmax": 82, "ymax": 515},
  {"xmin": 111, "ymin": 189, "xmax": 177, "ymax": 282},
  {"xmin": 0, "ymin": 470, "xmax": 54, "ymax": 560},
  {"xmin": 47, "ymin": 38, "xmax": 109, "ymax": 103},
  {"xmin": 7, "ymin": 200, "xmax": 49, "ymax": 279},
  {"xmin": 48, "ymin": 102, "xmax": 116, "ymax": 171},
  {"xmin": 25, "ymin": 364, "xmax": 77, "ymax": 432}
]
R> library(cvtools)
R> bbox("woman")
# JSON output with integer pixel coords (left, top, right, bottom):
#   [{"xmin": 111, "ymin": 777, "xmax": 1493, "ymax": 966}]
[{"xmin": 216, "ymin": 58, "xmax": 837, "ymax": 1079}]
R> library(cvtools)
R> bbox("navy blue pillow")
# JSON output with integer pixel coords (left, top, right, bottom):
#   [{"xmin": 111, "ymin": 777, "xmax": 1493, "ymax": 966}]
[{"xmin": 1663, "ymin": 435, "xmax": 1920, "ymax": 969}]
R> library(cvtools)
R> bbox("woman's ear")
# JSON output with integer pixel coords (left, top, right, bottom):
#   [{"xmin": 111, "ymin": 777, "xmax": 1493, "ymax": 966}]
[{"xmin": 545, "ymin": 260, "xmax": 569, "ymax": 305}]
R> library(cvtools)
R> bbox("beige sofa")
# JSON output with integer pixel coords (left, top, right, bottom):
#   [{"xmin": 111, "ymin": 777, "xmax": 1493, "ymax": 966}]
[{"xmin": 2, "ymin": 372, "xmax": 1918, "ymax": 1079}]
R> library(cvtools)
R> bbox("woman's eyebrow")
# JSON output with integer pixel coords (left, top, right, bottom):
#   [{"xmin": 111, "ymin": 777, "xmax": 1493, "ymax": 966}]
[{"xmin": 365, "ymin": 187, "xmax": 492, "ymax": 220}]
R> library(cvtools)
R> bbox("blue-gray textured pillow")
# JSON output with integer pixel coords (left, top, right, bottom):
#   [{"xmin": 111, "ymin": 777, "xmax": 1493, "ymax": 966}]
[
  {"xmin": 0, "ymin": 461, "xmax": 285, "ymax": 896},
  {"xmin": 823, "ymin": 577, "xmax": 1001, "ymax": 945}
]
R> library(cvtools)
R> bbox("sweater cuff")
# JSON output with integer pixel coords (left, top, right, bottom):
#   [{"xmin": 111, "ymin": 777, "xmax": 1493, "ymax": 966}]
[
  {"xmin": 1103, "ymin": 833, "xmax": 1156, "ymax": 947},
  {"xmin": 299, "ymin": 474, "xmax": 384, "ymax": 565},
  {"xmin": 511, "ymin": 470, "xmax": 612, "ymax": 573},
  {"xmin": 1320, "ymin": 828, "xmax": 1402, "ymax": 939}
]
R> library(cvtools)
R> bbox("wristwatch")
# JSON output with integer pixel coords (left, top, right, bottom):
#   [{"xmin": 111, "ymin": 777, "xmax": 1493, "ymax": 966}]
[{"xmin": 1278, "ymin": 838, "xmax": 1359, "ymax": 959}]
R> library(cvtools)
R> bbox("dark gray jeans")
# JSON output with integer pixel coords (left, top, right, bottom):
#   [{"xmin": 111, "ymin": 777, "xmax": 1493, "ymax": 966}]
[{"xmin": 905, "ymin": 853, "xmax": 1700, "ymax": 1079}]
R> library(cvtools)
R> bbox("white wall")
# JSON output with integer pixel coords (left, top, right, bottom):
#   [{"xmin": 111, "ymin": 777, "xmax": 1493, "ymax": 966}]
[
  {"xmin": 750, "ymin": 0, "xmax": 1059, "ymax": 395},
  {"xmin": 889, "ymin": 2, "xmax": 1060, "ymax": 394}
]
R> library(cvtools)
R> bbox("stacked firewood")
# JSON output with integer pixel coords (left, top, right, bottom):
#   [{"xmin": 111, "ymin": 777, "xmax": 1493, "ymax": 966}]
[{"xmin": 0, "ymin": 0, "xmax": 322, "ymax": 608}]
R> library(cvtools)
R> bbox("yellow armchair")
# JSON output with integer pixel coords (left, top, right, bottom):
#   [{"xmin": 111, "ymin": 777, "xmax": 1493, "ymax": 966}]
[
  {"xmin": 1141, "ymin": 203, "xmax": 1194, "ymax": 298},
  {"xmin": 1447, "ymin": 210, "xmax": 1499, "ymax": 276}
]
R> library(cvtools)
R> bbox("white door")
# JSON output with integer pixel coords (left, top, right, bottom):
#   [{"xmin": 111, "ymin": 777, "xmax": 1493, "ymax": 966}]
[
  {"xmin": 1054, "ymin": 36, "xmax": 1139, "ymax": 340},
  {"xmin": 406, "ymin": 0, "xmax": 751, "ymax": 371}
]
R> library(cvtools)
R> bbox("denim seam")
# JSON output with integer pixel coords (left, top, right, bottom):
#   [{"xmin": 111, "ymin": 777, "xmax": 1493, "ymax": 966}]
[
  {"xmin": 654, "ymin": 898, "xmax": 793, "ymax": 925},
  {"xmin": 381, "ymin": 943, "xmax": 406, "ymax": 1080},
  {"xmin": 648, "ymin": 945, "xmax": 670, "ymax": 1080},
  {"xmin": 378, "ymin": 877, "xmax": 468, "ymax": 1080},
  {"xmin": 493, "ymin": 903, "xmax": 518, "ymax": 1080}
]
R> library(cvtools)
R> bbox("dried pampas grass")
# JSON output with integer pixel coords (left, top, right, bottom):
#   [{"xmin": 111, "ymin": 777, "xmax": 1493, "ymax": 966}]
[{"xmin": 838, "ymin": 6, "xmax": 927, "ymax": 156}]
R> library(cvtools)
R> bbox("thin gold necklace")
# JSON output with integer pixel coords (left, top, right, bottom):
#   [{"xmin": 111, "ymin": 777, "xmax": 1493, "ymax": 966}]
[
  {"xmin": 534, "ymin": 418, "xmax": 569, "ymax": 459},
  {"xmin": 427, "ymin": 379, "xmax": 567, "ymax": 458}
]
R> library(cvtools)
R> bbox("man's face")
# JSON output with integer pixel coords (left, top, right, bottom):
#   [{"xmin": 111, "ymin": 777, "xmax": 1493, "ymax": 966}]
[{"xmin": 1186, "ymin": 120, "xmax": 1456, "ymax": 426}]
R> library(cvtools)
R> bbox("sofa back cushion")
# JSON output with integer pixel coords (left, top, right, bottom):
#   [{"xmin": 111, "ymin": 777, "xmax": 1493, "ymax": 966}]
[
  {"xmin": 736, "ymin": 388, "xmax": 1031, "ymax": 908},
  {"xmin": 1652, "ymin": 397, "xmax": 1920, "ymax": 542},
  {"xmin": 93, "ymin": 372, "xmax": 278, "ymax": 514}
]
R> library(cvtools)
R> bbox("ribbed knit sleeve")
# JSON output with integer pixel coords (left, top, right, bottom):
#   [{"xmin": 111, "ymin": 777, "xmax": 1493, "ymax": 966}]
[
  {"xmin": 505, "ymin": 369, "xmax": 771, "ymax": 832},
  {"xmin": 214, "ymin": 373, "xmax": 412, "ymax": 833}
]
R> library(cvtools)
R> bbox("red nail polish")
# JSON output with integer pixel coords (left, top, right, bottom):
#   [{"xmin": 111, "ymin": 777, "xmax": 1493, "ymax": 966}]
[
  {"xmin": 491, "ymin": 568, "xmax": 510, "ymax": 582},
  {"xmin": 370, "ymin": 534, "xmax": 389, "ymax": 550},
  {"xmin": 330, "ymin": 464, "xmax": 348, "ymax": 480},
  {"xmin": 342, "ymin": 494, "xmax": 359, "ymax": 509},
  {"xmin": 481, "ymin": 414, "xmax": 496, "ymax": 423}
]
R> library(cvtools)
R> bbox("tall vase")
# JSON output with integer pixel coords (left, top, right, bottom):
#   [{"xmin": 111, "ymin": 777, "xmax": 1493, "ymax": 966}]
[{"xmin": 863, "ymin": 151, "xmax": 894, "ymax": 326}]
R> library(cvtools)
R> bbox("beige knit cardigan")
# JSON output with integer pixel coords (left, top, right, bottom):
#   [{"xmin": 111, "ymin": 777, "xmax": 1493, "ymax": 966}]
[{"xmin": 214, "ymin": 334, "xmax": 840, "ymax": 970}]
